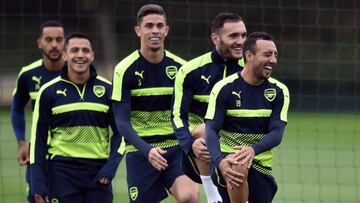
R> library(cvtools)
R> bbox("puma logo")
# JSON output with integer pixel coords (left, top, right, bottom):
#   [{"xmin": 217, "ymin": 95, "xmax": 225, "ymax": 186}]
[
  {"xmin": 232, "ymin": 90, "xmax": 241, "ymax": 99},
  {"xmin": 135, "ymin": 70, "xmax": 144, "ymax": 79},
  {"xmin": 32, "ymin": 76, "xmax": 42, "ymax": 85},
  {"xmin": 200, "ymin": 75, "xmax": 211, "ymax": 84},
  {"xmin": 56, "ymin": 89, "xmax": 67, "ymax": 96}
]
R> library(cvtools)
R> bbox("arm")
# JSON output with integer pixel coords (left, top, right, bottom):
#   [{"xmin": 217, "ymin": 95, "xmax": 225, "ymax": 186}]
[
  {"xmin": 112, "ymin": 101, "xmax": 152, "ymax": 158},
  {"xmin": 29, "ymin": 89, "xmax": 51, "ymax": 196},
  {"xmin": 95, "ymin": 104, "xmax": 124, "ymax": 184},
  {"xmin": 171, "ymin": 68, "xmax": 196, "ymax": 155},
  {"xmin": 11, "ymin": 75, "xmax": 30, "ymax": 165},
  {"xmin": 251, "ymin": 121, "xmax": 285, "ymax": 154},
  {"xmin": 205, "ymin": 120, "xmax": 224, "ymax": 167}
]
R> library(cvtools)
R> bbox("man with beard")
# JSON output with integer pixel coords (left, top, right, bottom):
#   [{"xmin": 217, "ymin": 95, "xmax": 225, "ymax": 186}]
[
  {"xmin": 171, "ymin": 12, "xmax": 246, "ymax": 203},
  {"xmin": 205, "ymin": 32, "xmax": 290, "ymax": 203},
  {"xmin": 112, "ymin": 4, "xmax": 198, "ymax": 203},
  {"xmin": 11, "ymin": 20, "xmax": 65, "ymax": 203}
]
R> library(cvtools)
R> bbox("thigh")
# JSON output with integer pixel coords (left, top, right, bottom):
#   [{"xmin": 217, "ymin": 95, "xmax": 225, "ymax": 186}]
[
  {"xmin": 48, "ymin": 162, "xmax": 81, "ymax": 201},
  {"xmin": 210, "ymin": 164, "xmax": 231, "ymax": 203},
  {"xmin": 180, "ymin": 151, "xmax": 202, "ymax": 184},
  {"xmin": 162, "ymin": 146, "xmax": 187, "ymax": 189},
  {"xmin": 83, "ymin": 186, "xmax": 113, "ymax": 203},
  {"xmin": 126, "ymin": 152, "xmax": 168, "ymax": 203},
  {"xmin": 248, "ymin": 166, "xmax": 278, "ymax": 203}
]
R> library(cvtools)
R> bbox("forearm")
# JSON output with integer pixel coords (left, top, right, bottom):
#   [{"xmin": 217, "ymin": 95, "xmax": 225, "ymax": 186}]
[
  {"xmin": 174, "ymin": 127, "xmax": 195, "ymax": 155},
  {"xmin": 205, "ymin": 120, "xmax": 223, "ymax": 167},
  {"xmin": 112, "ymin": 102, "xmax": 152, "ymax": 158},
  {"xmin": 11, "ymin": 101, "xmax": 26, "ymax": 141},
  {"xmin": 251, "ymin": 121, "xmax": 286, "ymax": 154}
]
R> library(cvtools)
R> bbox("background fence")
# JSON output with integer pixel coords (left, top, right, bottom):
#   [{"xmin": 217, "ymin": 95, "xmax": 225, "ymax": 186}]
[{"xmin": 0, "ymin": 0, "xmax": 359, "ymax": 202}]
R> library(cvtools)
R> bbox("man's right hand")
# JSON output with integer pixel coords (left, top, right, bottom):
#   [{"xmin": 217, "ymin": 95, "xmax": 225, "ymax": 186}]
[
  {"xmin": 148, "ymin": 147, "xmax": 168, "ymax": 171},
  {"xmin": 192, "ymin": 138, "xmax": 210, "ymax": 162},
  {"xmin": 34, "ymin": 194, "xmax": 49, "ymax": 203},
  {"xmin": 218, "ymin": 155, "xmax": 244, "ymax": 190},
  {"xmin": 17, "ymin": 140, "xmax": 29, "ymax": 165}
]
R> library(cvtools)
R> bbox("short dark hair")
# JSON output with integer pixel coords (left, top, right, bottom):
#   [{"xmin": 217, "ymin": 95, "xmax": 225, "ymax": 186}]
[
  {"xmin": 64, "ymin": 32, "xmax": 92, "ymax": 51},
  {"xmin": 243, "ymin": 32, "xmax": 274, "ymax": 63},
  {"xmin": 137, "ymin": 4, "xmax": 166, "ymax": 25},
  {"xmin": 39, "ymin": 20, "xmax": 63, "ymax": 37},
  {"xmin": 211, "ymin": 12, "xmax": 243, "ymax": 34}
]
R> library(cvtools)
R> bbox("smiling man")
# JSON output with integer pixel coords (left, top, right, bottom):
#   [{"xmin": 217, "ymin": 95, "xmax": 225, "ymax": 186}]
[
  {"xmin": 171, "ymin": 12, "xmax": 247, "ymax": 203},
  {"xmin": 30, "ymin": 33, "xmax": 123, "ymax": 203},
  {"xmin": 111, "ymin": 4, "xmax": 198, "ymax": 203},
  {"xmin": 11, "ymin": 20, "xmax": 65, "ymax": 203},
  {"xmin": 205, "ymin": 32, "xmax": 290, "ymax": 203}
]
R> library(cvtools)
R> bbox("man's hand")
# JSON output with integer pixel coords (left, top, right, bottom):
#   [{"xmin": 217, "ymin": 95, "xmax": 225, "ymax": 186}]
[
  {"xmin": 233, "ymin": 146, "xmax": 255, "ymax": 169},
  {"xmin": 148, "ymin": 147, "xmax": 168, "ymax": 171},
  {"xmin": 218, "ymin": 155, "xmax": 244, "ymax": 190},
  {"xmin": 17, "ymin": 140, "xmax": 29, "ymax": 165},
  {"xmin": 192, "ymin": 138, "xmax": 210, "ymax": 162},
  {"xmin": 34, "ymin": 194, "xmax": 49, "ymax": 203},
  {"xmin": 97, "ymin": 176, "xmax": 110, "ymax": 185}
]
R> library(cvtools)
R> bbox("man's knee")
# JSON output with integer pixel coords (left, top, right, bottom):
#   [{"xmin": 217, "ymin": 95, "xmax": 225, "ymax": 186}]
[
  {"xmin": 191, "ymin": 123, "xmax": 205, "ymax": 139},
  {"xmin": 171, "ymin": 176, "xmax": 199, "ymax": 203},
  {"xmin": 232, "ymin": 163, "xmax": 249, "ymax": 182}
]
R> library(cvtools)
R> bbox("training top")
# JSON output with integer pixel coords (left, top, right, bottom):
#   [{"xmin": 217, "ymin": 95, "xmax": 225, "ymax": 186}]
[
  {"xmin": 172, "ymin": 49, "xmax": 244, "ymax": 155},
  {"xmin": 30, "ymin": 65, "xmax": 122, "ymax": 195},
  {"xmin": 112, "ymin": 50, "xmax": 186, "ymax": 155},
  {"xmin": 12, "ymin": 59, "xmax": 62, "ymax": 141},
  {"xmin": 205, "ymin": 72, "xmax": 290, "ymax": 175}
]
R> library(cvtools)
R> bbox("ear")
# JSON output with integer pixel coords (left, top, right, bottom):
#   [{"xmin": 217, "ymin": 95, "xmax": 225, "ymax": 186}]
[
  {"xmin": 245, "ymin": 50, "xmax": 254, "ymax": 62},
  {"xmin": 210, "ymin": 33, "xmax": 219, "ymax": 45},
  {"xmin": 62, "ymin": 51, "xmax": 67, "ymax": 61},
  {"xmin": 134, "ymin": 26, "xmax": 141, "ymax": 37},
  {"xmin": 90, "ymin": 51, "xmax": 95, "ymax": 63},
  {"xmin": 37, "ymin": 38, "xmax": 42, "ymax": 49},
  {"xmin": 164, "ymin": 25, "xmax": 169, "ymax": 37}
]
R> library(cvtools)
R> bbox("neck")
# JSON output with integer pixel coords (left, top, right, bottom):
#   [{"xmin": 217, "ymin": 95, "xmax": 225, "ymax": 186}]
[
  {"xmin": 43, "ymin": 57, "xmax": 65, "ymax": 72},
  {"xmin": 68, "ymin": 70, "xmax": 90, "ymax": 85},
  {"xmin": 140, "ymin": 47, "xmax": 164, "ymax": 64},
  {"xmin": 241, "ymin": 65, "xmax": 264, "ymax": 86}
]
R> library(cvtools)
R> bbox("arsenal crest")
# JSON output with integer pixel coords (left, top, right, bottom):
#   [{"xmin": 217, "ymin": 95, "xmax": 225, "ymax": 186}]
[
  {"xmin": 264, "ymin": 88, "xmax": 276, "ymax": 101},
  {"xmin": 129, "ymin": 187, "xmax": 138, "ymax": 201},
  {"xmin": 93, "ymin": 85, "xmax": 105, "ymax": 97},
  {"xmin": 165, "ymin": 66, "xmax": 178, "ymax": 80}
]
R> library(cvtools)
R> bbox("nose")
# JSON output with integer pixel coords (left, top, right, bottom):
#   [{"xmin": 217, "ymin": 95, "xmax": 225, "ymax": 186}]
[{"xmin": 270, "ymin": 54, "xmax": 277, "ymax": 64}]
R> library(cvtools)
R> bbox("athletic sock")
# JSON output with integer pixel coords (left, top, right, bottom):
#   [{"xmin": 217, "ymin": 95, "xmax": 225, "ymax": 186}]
[{"xmin": 200, "ymin": 175, "xmax": 223, "ymax": 203}]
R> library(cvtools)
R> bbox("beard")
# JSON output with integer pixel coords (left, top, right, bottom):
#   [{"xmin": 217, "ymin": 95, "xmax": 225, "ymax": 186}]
[
  {"xmin": 43, "ymin": 49, "xmax": 62, "ymax": 62},
  {"xmin": 218, "ymin": 39, "xmax": 242, "ymax": 60}
]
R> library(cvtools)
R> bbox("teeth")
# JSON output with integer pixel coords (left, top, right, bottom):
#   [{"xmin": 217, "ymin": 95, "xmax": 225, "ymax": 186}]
[{"xmin": 150, "ymin": 37, "xmax": 160, "ymax": 41}]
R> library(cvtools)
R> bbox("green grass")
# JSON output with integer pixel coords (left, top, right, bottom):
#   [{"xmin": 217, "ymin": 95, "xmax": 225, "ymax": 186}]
[{"xmin": 1, "ymin": 108, "xmax": 359, "ymax": 202}]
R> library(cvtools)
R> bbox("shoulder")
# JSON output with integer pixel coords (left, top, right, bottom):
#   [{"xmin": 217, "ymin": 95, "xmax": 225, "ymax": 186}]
[
  {"xmin": 38, "ymin": 76, "xmax": 62, "ymax": 97},
  {"xmin": 268, "ymin": 77, "xmax": 289, "ymax": 96},
  {"xmin": 165, "ymin": 50, "xmax": 186, "ymax": 65},
  {"xmin": 114, "ymin": 51, "xmax": 140, "ymax": 73},
  {"xmin": 180, "ymin": 52, "xmax": 213, "ymax": 75},
  {"xmin": 17, "ymin": 59, "xmax": 43, "ymax": 78},
  {"xmin": 212, "ymin": 73, "xmax": 239, "ymax": 95}
]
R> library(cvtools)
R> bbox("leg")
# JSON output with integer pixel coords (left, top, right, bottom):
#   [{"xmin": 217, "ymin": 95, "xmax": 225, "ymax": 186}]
[
  {"xmin": 226, "ymin": 154, "xmax": 249, "ymax": 203},
  {"xmin": 126, "ymin": 152, "xmax": 168, "ymax": 203},
  {"xmin": 163, "ymin": 146, "xmax": 199, "ymax": 203},
  {"xmin": 47, "ymin": 161, "xmax": 82, "ymax": 203},
  {"xmin": 83, "ymin": 186, "xmax": 113, "ymax": 203},
  {"xmin": 169, "ymin": 175, "xmax": 199, "ymax": 203},
  {"xmin": 248, "ymin": 166, "xmax": 277, "ymax": 203},
  {"xmin": 191, "ymin": 123, "xmax": 222, "ymax": 203}
]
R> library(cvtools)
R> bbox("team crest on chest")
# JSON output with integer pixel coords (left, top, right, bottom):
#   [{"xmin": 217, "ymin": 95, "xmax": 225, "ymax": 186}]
[
  {"xmin": 93, "ymin": 85, "xmax": 105, "ymax": 97},
  {"xmin": 129, "ymin": 187, "xmax": 138, "ymax": 201},
  {"xmin": 165, "ymin": 66, "xmax": 178, "ymax": 80},
  {"xmin": 264, "ymin": 88, "xmax": 276, "ymax": 101}
]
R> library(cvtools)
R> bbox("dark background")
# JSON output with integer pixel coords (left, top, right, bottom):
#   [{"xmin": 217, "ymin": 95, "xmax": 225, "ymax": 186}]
[{"xmin": 1, "ymin": 0, "xmax": 359, "ymax": 111}]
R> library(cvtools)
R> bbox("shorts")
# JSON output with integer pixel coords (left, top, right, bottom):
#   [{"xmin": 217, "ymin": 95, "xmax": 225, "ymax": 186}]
[
  {"xmin": 180, "ymin": 151, "xmax": 202, "ymax": 184},
  {"xmin": 211, "ymin": 158, "xmax": 277, "ymax": 203},
  {"xmin": 48, "ymin": 158, "xmax": 113, "ymax": 203},
  {"xmin": 126, "ymin": 145, "xmax": 184, "ymax": 203}
]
